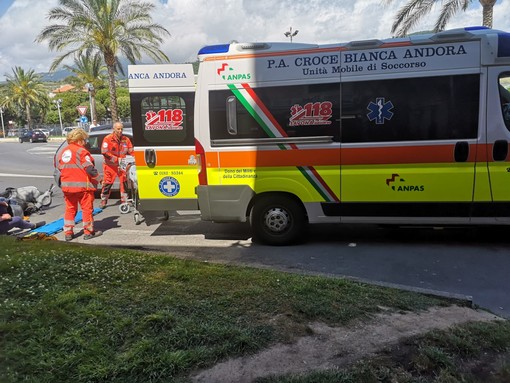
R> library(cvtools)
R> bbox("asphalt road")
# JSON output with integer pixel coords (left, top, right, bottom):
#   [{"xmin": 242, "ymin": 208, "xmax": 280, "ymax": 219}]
[{"xmin": 1, "ymin": 138, "xmax": 510, "ymax": 319}]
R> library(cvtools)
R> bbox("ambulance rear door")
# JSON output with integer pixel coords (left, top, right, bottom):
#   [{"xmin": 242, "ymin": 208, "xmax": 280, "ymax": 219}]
[
  {"xmin": 486, "ymin": 67, "xmax": 510, "ymax": 221},
  {"xmin": 128, "ymin": 64, "xmax": 197, "ymax": 221}
]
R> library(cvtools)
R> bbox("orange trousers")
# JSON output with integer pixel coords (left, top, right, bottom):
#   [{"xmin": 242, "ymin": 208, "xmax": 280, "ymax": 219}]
[
  {"xmin": 101, "ymin": 164, "xmax": 128, "ymax": 202},
  {"xmin": 63, "ymin": 191, "xmax": 95, "ymax": 235}
]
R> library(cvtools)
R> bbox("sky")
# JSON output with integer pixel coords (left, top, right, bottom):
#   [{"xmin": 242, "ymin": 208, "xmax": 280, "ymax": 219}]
[{"xmin": 0, "ymin": 0, "xmax": 509, "ymax": 82}]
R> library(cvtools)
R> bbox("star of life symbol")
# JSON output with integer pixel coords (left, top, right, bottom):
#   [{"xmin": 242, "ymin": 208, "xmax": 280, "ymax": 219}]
[
  {"xmin": 367, "ymin": 97, "xmax": 394, "ymax": 125},
  {"xmin": 159, "ymin": 176, "xmax": 180, "ymax": 197}
]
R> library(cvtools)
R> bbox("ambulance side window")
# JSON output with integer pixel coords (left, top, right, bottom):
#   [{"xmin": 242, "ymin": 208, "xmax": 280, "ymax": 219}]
[
  {"xmin": 499, "ymin": 73, "xmax": 510, "ymax": 131},
  {"xmin": 210, "ymin": 83, "xmax": 340, "ymax": 142},
  {"xmin": 130, "ymin": 94, "xmax": 194, "ymax": 146},
  {"xmin": 341, "ymin": 74, "xmax": 480, "ymax": 143}
]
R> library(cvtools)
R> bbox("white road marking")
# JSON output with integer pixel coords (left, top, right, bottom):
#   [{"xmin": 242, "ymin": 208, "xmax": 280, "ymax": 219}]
[{"xmin": 0, "ymin": 173, "xmax": 53, "ymax": 178}]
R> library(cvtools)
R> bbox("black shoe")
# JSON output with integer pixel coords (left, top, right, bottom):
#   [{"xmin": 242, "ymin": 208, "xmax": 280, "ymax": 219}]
[
  {"xmin": 83, "ymin": 231, "xmax": 103, "ymax": 240},
  {"xmin": 34, "ymin": 221, "xmax": 46, "ymax": 229}
]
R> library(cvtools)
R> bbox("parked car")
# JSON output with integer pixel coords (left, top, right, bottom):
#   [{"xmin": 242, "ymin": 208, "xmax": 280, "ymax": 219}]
[
  {"xmin": 53, "ymin": 128, "xmax": 134, "ymax": 193},
  {"xmin": 89, "ymin": 122, "xmax": 132, "ymax": 132},
  {"xmin": 19, "ymin": 129, "xmax": 48, "ymax": 143},
  {"xmin": 39, "ymin": 128, "xmax": 50, "ymax": 137},
  {"xmin": 62, "ymin": 127, "xmax": 77, "ymax": 135}
]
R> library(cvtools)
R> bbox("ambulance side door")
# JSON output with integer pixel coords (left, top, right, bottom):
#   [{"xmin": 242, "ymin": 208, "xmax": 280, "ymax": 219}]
[
  {"xmin": 486, "ymin": 68, "xmax": 510, "ymax": 220},
  {"xmin": 339, "ymin": 73, "xmax": 479, "ymax": 221}
]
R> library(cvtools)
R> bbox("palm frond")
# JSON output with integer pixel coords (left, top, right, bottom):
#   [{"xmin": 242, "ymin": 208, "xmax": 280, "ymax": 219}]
[
  {"xmin": 392, "ymin": 0, "xmax": 436, "ymax": 36},
  {"xmin": 435, "ymin": 0, "xmax": 471, "ymax": 31}
]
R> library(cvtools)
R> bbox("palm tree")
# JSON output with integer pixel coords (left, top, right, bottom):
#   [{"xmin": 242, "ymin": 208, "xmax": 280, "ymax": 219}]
[
  {"xmin": 4, "ymin": 67, "xmax": 48, "ymax": 129},
  {"xmin": 63, "ymin": 53, "xmax": 107, "ymax": 124},
  {"xmin": 36, "ymin": 0, "xmax": 170, "ymax": 122},
  {"xmin": 388, "ymin": 0, "xmax": 498, "ymax": 37}
]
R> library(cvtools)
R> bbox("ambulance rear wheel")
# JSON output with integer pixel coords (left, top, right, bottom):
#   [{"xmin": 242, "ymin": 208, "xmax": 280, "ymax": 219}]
[{"xmin": 250, "ymin": 194, "xmax": 307, "ymax": 246}]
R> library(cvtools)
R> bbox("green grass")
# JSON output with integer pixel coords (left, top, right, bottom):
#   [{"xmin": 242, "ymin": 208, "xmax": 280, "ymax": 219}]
[{"xmin": 0, "ymin": 236, "xmax": 496, "ymax": 382}]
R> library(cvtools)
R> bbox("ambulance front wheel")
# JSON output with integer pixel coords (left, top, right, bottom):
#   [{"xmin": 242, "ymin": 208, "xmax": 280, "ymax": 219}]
[{"xmin": 250, "ymin": 194, "xmax": 307, "ymax": 246}]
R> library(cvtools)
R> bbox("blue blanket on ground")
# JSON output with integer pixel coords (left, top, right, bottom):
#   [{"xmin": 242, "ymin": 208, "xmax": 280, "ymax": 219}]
[{"xmin": 30, "ymin": 208, "xmax": 103, "ymax": 235}]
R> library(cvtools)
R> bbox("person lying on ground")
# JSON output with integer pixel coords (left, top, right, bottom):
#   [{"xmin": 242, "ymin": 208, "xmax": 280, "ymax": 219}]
[{"xmin": 0, "ymin": 198, "xmax": 45, "ymax": 235}]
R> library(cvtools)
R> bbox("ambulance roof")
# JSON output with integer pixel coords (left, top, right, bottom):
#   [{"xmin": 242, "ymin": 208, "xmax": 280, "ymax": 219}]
[{"xmin": 198, "ymin": 26, "xmax": 510, "ymax": 60}]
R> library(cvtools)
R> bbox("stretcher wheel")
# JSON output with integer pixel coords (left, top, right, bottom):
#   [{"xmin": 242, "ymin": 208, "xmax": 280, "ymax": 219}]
[
  {"xmin": 134, "ymin": 212, "xmax": 142, "ymax": 225},
  {"xmin": 119, "ymin": 203, "xmax": 131, "ymax": 214}
]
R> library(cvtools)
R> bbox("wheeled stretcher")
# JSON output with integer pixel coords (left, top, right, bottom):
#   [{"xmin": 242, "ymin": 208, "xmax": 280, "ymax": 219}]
[{"xmin": 118, "ymin": 158, "xmax": 143, "ymax": 225}]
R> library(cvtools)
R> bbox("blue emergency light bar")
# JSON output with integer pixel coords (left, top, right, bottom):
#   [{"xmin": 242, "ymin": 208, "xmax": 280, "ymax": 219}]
[
  {"xmin": 198, "ymin": 44, "xmax": 230, "ymax": 55},
  {"xmin": 498, "ymin": 33, "xmax": 510, "ymax": 57}
]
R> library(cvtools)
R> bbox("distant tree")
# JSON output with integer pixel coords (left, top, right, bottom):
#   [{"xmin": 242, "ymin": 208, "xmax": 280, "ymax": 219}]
[
  {"xmin": 94, "ymin": 102, "xmax": 107, "ymax": 122},
  {"xmin": 116, "ymin": 87, "xmax": 129, "ymax": 98},
  {"xmin": 95, "ymin": 88, "xmax": 111, "ymax": 108},
  {"xmin": 117, "ymin": 95, "xmax": 131, "ymax": 120},
  {"xmin": 4, "ymin": 67, "xmax": 47, "ymax": 129},
  {"xmin": 63, "ymin": 53, "xmax": 107, "ymax": 122},
  {"xmin": 36, "ymin": 0, "xmax": 170, "ymax": 122},
  {"xmin": 387, "ymin": 0, "xmax": 498, "ymax": 37},
  {"xmin": 47, "ymin": 91, "xmax": 89, "ymax": 125}
]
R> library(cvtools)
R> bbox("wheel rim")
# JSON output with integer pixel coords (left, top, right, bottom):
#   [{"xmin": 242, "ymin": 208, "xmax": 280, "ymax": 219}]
[{"xmin": 263, "ymin": 207, "xmax": 291, "ymax": 233}]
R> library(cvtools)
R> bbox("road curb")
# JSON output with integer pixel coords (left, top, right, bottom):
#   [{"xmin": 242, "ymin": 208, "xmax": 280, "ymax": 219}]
[{"xmin": 219, "ymin": 264, "xmax": 475, "ymax": 308}]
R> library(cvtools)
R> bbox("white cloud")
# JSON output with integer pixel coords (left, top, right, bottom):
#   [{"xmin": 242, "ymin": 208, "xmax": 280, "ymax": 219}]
[{"xmin": 0, "ymin": 0, "xmax": 509, "ymax": 81}]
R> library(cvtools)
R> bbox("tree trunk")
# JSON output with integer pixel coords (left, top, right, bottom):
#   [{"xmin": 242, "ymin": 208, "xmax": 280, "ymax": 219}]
[
  {"xmin": 104, "ymin": 52, "xmax": 119, "ymax": 123},
  {"xmin": 26, "ymin": 103, "xmax": 31, "ymax": 129},
  {"xmin": 479, "ymin": 0, "xmax": 496, "ymax": 28}
]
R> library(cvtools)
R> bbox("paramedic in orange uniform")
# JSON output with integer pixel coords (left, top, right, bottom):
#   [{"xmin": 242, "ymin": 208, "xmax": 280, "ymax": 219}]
[
  {"xmin": 100, "ymin": 121, "xmax": 134, "ymax": 208},
  {"xmin": 58, "ymin": 128, "xmax": 102, "ymax": 241}
]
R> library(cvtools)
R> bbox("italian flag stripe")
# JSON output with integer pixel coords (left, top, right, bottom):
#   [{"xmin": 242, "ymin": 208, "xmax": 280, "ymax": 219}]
[
  {"xmin": 241, "ymin": 83, "xmax": 298, "ymax": 149},
  {"xmin": 228, "ymin": 82, "xmax": 338, "ymax": 202}
]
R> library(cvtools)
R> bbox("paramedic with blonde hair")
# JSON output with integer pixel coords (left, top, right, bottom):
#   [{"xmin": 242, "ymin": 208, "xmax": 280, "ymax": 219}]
[{"xmin": 57, "ymin": 128, "xmax": 102, "ymax": 241}]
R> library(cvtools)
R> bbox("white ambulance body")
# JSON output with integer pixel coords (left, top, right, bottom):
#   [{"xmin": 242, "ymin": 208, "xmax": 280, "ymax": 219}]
[{"xmin": 193, "ymin": 27, "xmax": 510, "ymax": 245}]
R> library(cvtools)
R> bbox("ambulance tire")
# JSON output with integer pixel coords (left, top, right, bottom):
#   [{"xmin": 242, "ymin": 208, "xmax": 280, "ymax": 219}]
[{"xmin": 250, "ymin": 194, "xmax": 307, "ymax": 246}]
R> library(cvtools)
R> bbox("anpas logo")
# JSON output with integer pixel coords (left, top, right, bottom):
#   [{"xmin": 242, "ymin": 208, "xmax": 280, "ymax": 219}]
[
  {"xmin": 188, "ymin": 155, "xmax": 197, "ymax": 165},
  {"xmin": 386, "ymin": 173, "xmax": 424, "ymax": 192},
  {"xmin": 367, "ymin": 97, "xmax": 394, "ymax": 125},
  {"xmin": 217, "ymin": 63, "xmax": 251, "ymax": 81}
]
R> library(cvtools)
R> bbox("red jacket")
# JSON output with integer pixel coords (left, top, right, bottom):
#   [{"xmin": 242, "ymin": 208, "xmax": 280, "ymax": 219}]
[
  {"xmin": 58, "ymin": 143, "xmax": 99, "ymax": 192},
  {"xmin": 101, "ymin": 133, "xmax": 133, "ymax": 167}
]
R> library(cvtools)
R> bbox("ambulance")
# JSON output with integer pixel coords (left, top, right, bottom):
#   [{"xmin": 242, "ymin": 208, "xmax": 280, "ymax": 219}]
[
  {"xmin": 128, "ymin": 64, "xmax": 197, "ymax": 221},
  {"xmin": 193, "ymin": 26, "xmax": 510, "ymax": 245}
]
